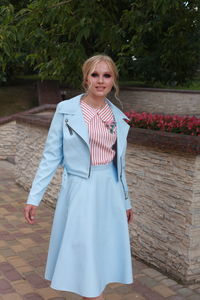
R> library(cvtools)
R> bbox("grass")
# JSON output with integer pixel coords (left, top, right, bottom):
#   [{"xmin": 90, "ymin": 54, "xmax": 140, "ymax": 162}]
[{"xmin": 0, "ymin": 80, "xmax": 38, "ymax": 118}]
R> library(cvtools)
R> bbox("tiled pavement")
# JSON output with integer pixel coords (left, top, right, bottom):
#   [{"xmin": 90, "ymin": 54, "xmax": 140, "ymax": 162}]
[{"xmin": 0, "ymin": 160, "xmax": 200, "ymax": 300}]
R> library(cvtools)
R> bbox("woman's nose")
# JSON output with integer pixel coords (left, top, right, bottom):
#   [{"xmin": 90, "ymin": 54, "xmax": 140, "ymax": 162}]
[{"xmin": 98, "ymin": 75, "xmax": 104, "ymax": 83}]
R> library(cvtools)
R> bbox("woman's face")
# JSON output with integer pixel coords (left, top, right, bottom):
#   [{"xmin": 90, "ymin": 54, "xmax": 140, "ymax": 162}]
[{"xmin": 86, "ymin": 61, "xmax": 114, "ymax": 99}]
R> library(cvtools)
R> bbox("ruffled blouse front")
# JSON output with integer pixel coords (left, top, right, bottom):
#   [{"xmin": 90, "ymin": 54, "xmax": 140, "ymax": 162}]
[{"xmin": 80, "ymin": 99, "xmax": 117, "ymax": 165}]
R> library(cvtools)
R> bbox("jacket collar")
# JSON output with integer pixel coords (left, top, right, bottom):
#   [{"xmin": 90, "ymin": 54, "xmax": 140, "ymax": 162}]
[
  {"xmin": 58, "ymin": 94, "xmax": 130, "ymax": 156},
  {"xmin": 58, "ymin": 94, "xmax": 129, "ymax": 120},
  {"xmin": 80, "ymin": 99, "xmax": 115, "ymax": 124}
]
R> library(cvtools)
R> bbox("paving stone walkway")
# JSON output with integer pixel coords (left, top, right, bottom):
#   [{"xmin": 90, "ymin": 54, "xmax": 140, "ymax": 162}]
[{"xmin": 0, "ymin": 160, "xmax": 200, "ymax": 300}]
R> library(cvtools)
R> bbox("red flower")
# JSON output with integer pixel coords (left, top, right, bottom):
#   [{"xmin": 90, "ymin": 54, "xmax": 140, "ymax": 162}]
[{"xmin": 124, "ymin": 111, "xmax": 200, "ymax": 136}]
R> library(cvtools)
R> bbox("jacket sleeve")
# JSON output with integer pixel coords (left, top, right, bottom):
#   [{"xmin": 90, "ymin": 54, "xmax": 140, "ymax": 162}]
[
  {"xmin": 26, "ymin": 103, "xmax": 63, "ymax": 206},
  {"xmin": 121, "ymin": 140, "xmax": 133, "ymax": 210}
]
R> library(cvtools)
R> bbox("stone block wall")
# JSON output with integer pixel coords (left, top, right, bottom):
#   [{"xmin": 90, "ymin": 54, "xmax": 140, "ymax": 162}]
[
  {"xmin": 37, "ymin": 80, "xmax": 61, "ymax": 105},
  {"xmin": 125, "ymin": 128, "xmax": 200, "ymax": 284},
  {"xmin": 0, "ymin": 104, "xmax": 55, "ymax": 162},
  {"xmin": 15, "ymin": 121, "xmax": 62, "ymax": 209},
  {"xmin": 59, "ymin": 88, "xmax": 200, "ymax": 116},
  {"xmin": 126, "ymin": 144, "xmax": 197, "ymax": 283},
  {"xmin": 113, "ymin": 88, "xmax": 200, "ymax": 116},
  {"xmin": 0, "ymin": 121, "xmax": 16, "ymax": 161}
]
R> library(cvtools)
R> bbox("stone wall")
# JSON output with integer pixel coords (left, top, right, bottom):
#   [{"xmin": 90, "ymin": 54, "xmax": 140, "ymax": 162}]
[
  {"xmin": 0, "ymin": 104, "xmax": 55, "ymax": 162},
  {"xmin": 125, "ymin": 128, "xmax": 200, "ymax": 284},
  {"xmin": 114, "ymin": 88, "xmax": 200, "ymax": 116},
  {"xmin": 59, "ymin": 88, "xmax": 200, "ymax": 116},
  {"xmin": 127, "ymin": 144, "xmax": 195, "ymax": 283},
  {"xmin": 15, "ymin": 121, "xmax": 62, "ymax": 208},
  {"xmin": 0, "ymin": 121, "xmax": 16, "ymax": 161},
  {"xmin": 37, "ymin": 80, "xmax": 61, "ymax": 105}
]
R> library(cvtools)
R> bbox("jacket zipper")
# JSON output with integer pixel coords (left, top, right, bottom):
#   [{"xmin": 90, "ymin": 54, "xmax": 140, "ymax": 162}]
[
  {"xmin": 68, "ymin": 125, "xmax": 73, "ymax": 135},
  {"xmin": 120, "ymin": 176, "xmax": 128, "ymax": 199},
  {"xmin": 88, "ymin": 155, "xmax": 91, "ymax": 178},
  {"xmin": 65, "ymin": 118, "xmax": 91, "ymax": 177},
  {"xmin": 65, "ymin": 120, "xmax": 73, "ymax": 135},
  {"xmin": 120, "ymin": 157, "xmax": 128, "ymax": 199}
]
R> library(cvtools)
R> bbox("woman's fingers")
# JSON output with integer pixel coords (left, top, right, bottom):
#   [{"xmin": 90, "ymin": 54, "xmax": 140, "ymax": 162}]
[
  {"xmin": 129, "ymin": 210, "xmax": 134, "ymax": 223},
  {"xmin": 126, "ymin": 209, "xmax": 134, "ymax": 224},
  {"xmin": 24, "ymin": 204, "xmax": 37, "ymax": 224}
]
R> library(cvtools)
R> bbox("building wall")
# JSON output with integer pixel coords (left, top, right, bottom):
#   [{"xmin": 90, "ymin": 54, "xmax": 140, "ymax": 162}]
[
  {"xmin": 0, "ymin": 121, "xmax": 16, "ymax": 161},
  {"xmin": 110, "ymin": 88, "xmax": 200, "ymax": 116},
  {"xmin": 0, "ymin": 107, "xmax": 54, "ymax": 162},
  {"xmin": 15, "ymin": 122, "xmax": 62, "ymax": 208},
  {"xmin": 126, "ymin": 143, "xmax": 199, "ymax": 283}
]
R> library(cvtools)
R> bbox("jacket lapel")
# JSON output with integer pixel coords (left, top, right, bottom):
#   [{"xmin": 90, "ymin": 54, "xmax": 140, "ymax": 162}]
[
  {"xmin": 58, "ymin": 95, "xmax": 90, "ymax": 149},
  {"xmin": 58, "ymin": 94, "xmax": 130, "ymax": 157},
  {"xmin": 106, "ymin": 99, "xmax": 130, "ymax": 158}
]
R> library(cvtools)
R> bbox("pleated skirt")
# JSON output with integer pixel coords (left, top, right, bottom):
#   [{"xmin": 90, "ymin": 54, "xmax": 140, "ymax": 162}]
[{"xmin": 44, "ymin": 161, "xmax": 134, "ymax": 297}]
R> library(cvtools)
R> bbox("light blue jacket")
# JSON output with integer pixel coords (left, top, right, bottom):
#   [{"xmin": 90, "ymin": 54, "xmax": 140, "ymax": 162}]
[{"xmin": 26, "ymin": 94, "xmax": 132, "ymax": 209}]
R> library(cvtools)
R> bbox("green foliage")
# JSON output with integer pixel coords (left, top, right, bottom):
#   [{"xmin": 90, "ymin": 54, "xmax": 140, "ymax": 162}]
[
  {"xmin": 12, "ymin": 0, "xmax": 131, "ymax": 86},
  {"xmin": 0, "ymin": 1, "xmax": 31, "ymax": 84},
  {"xmin": 0, "ymin": 0, "xmax": 200, "ymax": 86},
  {"xmin": 0, "ymin": 4, "xmax": 16, "ymax": 83},
  {"xmin": 121, "ymin": 0, "xmax": 200, "ymax": 84}
]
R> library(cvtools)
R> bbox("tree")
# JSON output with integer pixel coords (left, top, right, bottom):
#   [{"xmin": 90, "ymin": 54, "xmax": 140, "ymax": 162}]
[
  {"xmin": 121, "ymin": 0, "xmax": 200, "ymax": 84},
  {"xmin": 12, "ymin": 0, "xmax": 131, "ymax": 86},
  {"xmin": 0, "ymin": 0, "xmax": 200, "ymax": 86},
  {"xmin": 0, "ymin": 0, "xmax": 31, "ymax": 83}
]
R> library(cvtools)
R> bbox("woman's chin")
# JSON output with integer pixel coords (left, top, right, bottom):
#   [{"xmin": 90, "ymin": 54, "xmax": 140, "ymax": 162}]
[{"xmin": 92, "ymin": 90, "xmax": 109, "ymax": 98}]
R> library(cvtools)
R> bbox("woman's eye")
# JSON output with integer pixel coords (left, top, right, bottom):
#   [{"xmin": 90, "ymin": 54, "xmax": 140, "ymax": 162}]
[
  {"xmin": 91, "ymin": 73, "xmax": 98, "ymax": 77},
  {"xmin": 90, "ymin": 73, "xmax": 111, "ymax": 78}
]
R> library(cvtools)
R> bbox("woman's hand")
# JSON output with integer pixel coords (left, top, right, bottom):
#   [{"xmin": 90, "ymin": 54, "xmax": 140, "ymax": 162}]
[
  {"xmin": 126, "ymin": 209, "xmax": 133, "ymax": 224},
  {"xmin": 24, "ymin": 204, "xmax": 37, "ymax": 225}
]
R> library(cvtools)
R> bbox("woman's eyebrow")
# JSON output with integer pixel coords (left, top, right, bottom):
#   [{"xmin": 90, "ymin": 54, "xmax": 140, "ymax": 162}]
[{"xmin": 90, "ymin": 71, "xmax": 112, "ymax": 75}]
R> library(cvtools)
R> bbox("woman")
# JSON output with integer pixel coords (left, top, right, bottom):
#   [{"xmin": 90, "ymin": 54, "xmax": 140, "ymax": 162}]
[{"xmin": 24, "ymin": 54, "xmax": 134, "ymax": 300}]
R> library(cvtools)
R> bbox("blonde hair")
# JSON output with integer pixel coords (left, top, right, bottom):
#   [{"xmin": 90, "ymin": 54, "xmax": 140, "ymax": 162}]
[{"xmin": 82, "ymin": 54, "xmax": 122, "ymax": 107}]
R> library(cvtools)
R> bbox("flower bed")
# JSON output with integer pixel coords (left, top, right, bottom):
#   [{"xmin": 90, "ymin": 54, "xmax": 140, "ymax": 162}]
[{"xmin": 125, "ymin": 111, "xmax": 200, "ymax": 136}]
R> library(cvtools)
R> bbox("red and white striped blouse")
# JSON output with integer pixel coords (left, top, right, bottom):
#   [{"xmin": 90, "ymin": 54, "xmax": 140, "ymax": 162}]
[{"xmin": 80, "ymin": 99, "xmax": 117, "ymax": 166}]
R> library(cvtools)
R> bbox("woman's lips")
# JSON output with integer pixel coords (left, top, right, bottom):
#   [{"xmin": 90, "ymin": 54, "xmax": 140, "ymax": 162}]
[{"xmin": 96, "ymin": 86, "xmax": 105, "ymax": 90}]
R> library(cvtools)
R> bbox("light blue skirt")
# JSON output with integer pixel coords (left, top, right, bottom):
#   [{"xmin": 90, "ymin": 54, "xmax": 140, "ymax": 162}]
[{"xmin": 44, "ymin": 161, "xmax": 134, "ymax": 297}]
